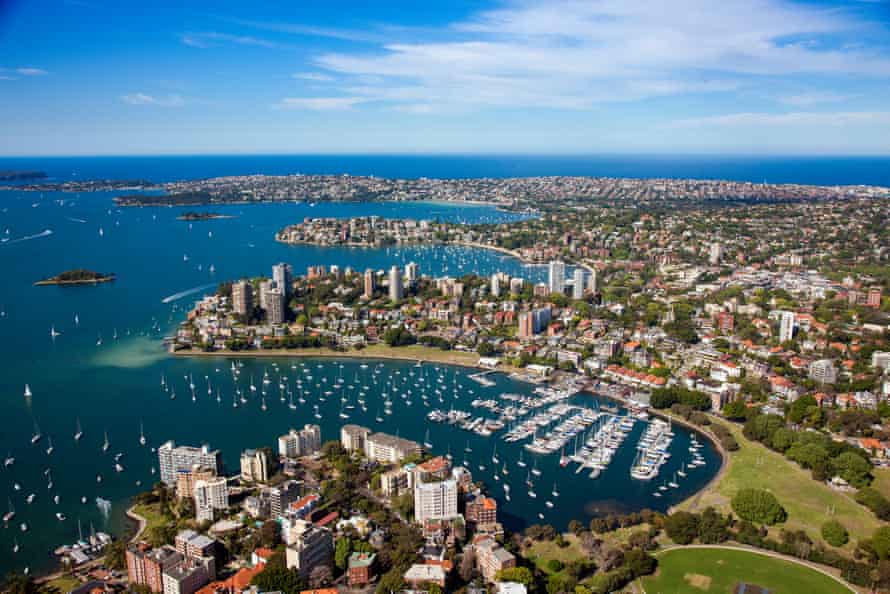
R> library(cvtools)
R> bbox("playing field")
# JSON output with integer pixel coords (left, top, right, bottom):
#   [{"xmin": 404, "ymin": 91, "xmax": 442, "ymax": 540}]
[{"xmin": 640, "ymin": 547, "xmax": 852, "ymax": 594}]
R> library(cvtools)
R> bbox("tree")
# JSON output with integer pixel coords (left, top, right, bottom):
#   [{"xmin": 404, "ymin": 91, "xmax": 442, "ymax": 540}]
[
  {"xmin": 251, "ymin": 553, "xmax": 307, "ymax": 594},
  {"xmin": 260, "ymin": 520, "xmax": 279, "ymax": 548},
  {"xmin": 308, "ymin": 565, "xmax": 333, "ymax": 589},
  {"xmin": 104, "ymin": 539, "xmax": 127, "ymax": 570},
  {"xmin": 872, "ymin": 527, "xmax": 890, "ymax": 560},
  {"xmin": 731, "ymin": 488, "xmax": 786, "ymax": 525},
  {"xmin": 477, "ymin": 342, "xmax": 496, "ymax": 356},
  {"xmin": 856, "ymin": 487, "xmax": 890, "ymax": 520},
  {"xmin": 722, "ymin": 399, "xmax": 749, "ymax": 421},
  {"xmin": 335, "ymin": 537, "xmax": 352, "ymax": 571},
  {"xmin": 831, "ymin": 452, "xmax": 872, "ymax": 488},
  {"xmin": 376, "ymin": 568, "xmax": 406, "ymax": 594},
  {"xmin": 664, "ymin": 511, "xmax": 700, "ymax": 545},
  {"xmin": 495, "ymin": 567, "xmax": 534, "ymax": 588},
  {"xmin": 623, "ymin": 549, "xmax": 657, "ymax": 577},
  {"xmin": 821, "ymin": 520, "xmax": 849, "ymax": 547}
]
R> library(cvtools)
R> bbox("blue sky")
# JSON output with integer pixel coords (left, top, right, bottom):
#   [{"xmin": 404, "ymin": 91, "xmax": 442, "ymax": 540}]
[{"xmin": 1, "ymin": 0, "xmax": 890, "ymax": 156}]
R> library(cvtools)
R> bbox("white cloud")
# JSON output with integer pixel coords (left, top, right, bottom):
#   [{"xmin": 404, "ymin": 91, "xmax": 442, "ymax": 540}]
[
  {"xmin": 181, "ymin": 32, "xmax": 280, "ymax": 49},
  {"xmin": 275, "ymin": 97, "xmax": 368, "ymax": 110},
  {"xmin": 290, "ymin": 0, "xmax": 890, "ymax": 112},
  {"xmin": 16, "ymin": 68, "xmax": 48, "ymax": 76},
  {"xmin": 292, "ymin": 72, "xmax": 335, "ymax": 82},
  {"xmin": 120, "ymin": 93, "xmax": 185, "ymax": 107},
  {"xmin": 668, "ymin": 111, "xmax": 890, "ymax": 128},
  {"xmin": 779, "ymin": 92, "xmax": 852, "ymax": 106}
]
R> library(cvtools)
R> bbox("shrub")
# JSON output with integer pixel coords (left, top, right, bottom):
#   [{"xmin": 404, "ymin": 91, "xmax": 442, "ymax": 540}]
[
  {"xmin": 821, "ymin": 520, "xmax": 849, "ymax": 547},
  {"xmin": 731, "ymin": 488, "xmax": 786, "ymax": 525},
  {"xmin": 856, "ymin": 487, "xmax": 890, "ymax": 520},
  {"xmin": 546, "ymin": 559, "xmax": 564, "ymax": 573},
  {"xmin": 664, "ymin": 512, "xmax": 700, "ymax": 545}
]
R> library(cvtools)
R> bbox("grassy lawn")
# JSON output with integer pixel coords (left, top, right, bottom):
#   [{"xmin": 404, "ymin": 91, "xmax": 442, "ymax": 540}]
[
  {"xmin": 677, "ymin": 421, "xmax": 879, "ymax": 548},
  {"xmin": 871, "ymin": 467, "xmax": 890, "ymax": 499},
  {"xmin": 44, "ymin": 575, "xmax": 81, "ymax": 593},
  {"xmin": 641, "ymin": 548, "xmax": 851, "ymax": 594},
  {"xmin": 524, "ymin": 534, "xmax": 587, "ymax": 575},
  {"xmin": 178, "ymin": 343, "xmax": 487, "ymax": 368},
  {"xmin": 132, "ymin": 501, "xmax": 172, "ymax": 535}
]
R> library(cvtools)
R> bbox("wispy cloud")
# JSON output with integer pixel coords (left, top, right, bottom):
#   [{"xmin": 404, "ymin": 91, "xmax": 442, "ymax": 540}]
[
  {"xmin": 779, "ymin": 92, "xmax": 852, "ymax": 106},
  {"xmin": 181, "ymin": 31, "xmax": 281, "ymax": 49},
  {"xmin": 228, "ymin": 18, "xmax": 390, "ymax": 44},
  {"xmin": 0, "ymin": 66, "xmax": 49, "ymax": 80},
  {"xmin": 292, "ymin": 72, "xmax": 335, "ymax": 82},
  {"xmin": 668, "ymin": 111, "xmax": 890, "ymax": 128},
  {"xmin": 120, "ymin": 93, "xmax": 185, "ymax": 107},
  {"xmin": 267, "ymin": 0, "xmax": 890, "ymax": 113},
  {"xmin": 275, "ymin": 97, "xmax": 368, "ymax": 110}
]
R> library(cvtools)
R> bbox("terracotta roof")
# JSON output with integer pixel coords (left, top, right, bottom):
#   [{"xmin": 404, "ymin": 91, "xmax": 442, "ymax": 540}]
[{"xmin": 196, "ymin": 563, "xmax": 265, "ymax": 594}]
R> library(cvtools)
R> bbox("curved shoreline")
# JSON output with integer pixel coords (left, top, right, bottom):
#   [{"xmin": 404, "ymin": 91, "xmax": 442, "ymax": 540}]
[{"xmin": 172, "ymin": 344, "xmax": 726, "ymax": 508}]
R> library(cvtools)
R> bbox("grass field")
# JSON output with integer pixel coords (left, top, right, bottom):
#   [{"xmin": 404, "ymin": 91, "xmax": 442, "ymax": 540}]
[
  {"xmin": 174, "ymin": 343, "xmax": 487, "ymax": 368},
  {"xmin": 871, "ymin": 467, "xmax": 890, "ymax": 499},
  {"xmin": 641, "ymin": 548, "xmax": 852, "ymax": 594},
  {"xmin": 524, "ymin": 534, "xmax": 588, "ymax": 575},
  {"xmin": 44, "ymin": 574, "xmax": 81, "ymax": 593},
  {"xmin": 677, "ymin": 421, "xmax": 879, "ymax": 548}
]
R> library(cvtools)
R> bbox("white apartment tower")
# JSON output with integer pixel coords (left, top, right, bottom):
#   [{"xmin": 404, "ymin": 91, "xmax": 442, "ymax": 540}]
[
  {"xmin": 548, "ymin": 260, "xmax": 565, "ymax": 295},
  {"xmin": 388, "ymin": 265, "xmax": 403, "ymax": 302},
  {"xmin": 414, "ymin": 479, "xmax": 458, "ymax": 523},
  {"xmin": 779, "ymin": 310, "xmax": 795, "ymax": 343},
  {"xmin": 572, "ymin": 268, "xmax": 585, "ymax": 300}
]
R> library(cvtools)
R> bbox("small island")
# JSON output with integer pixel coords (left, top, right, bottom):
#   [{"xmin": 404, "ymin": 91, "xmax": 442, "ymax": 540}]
[
  {"xmin": 34, "ymin": 269, "xmax": 116, "ymax": 286},
  {"xmin": 176, "ymin": 211, "xmax": 235, "ymax": 221},
  {"xmin": 0, "ymin": 170, "xmax": 47, "ymax": 181}
]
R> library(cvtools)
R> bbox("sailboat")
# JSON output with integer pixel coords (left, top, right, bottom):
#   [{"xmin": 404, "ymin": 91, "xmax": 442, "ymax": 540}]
[
  {"xmin": 677, "ymin": 462, "xmax": 687, "ymax": 478},
  {"xmin": 531, "ymin": 458, "xmax": 541, "ymax": 477},
  {"xmin": 31, "ymin": 422, "xmax": 42, "ymax": 444},
  {"xmin": 102, "ymin": 430, "xmax": 110, "ymax": 453},
  {"xmin": 668, "ymin": 473, "xmax": 679, "ymax": 489},
  {"xmin": 423, "ymin": 430, "xmax": 433, "ymax": 450},
  {"xmin": 24, "ymin": 384, "xmax": 32, "ymax": 398},
  {"xmin": 46, "ymin": 436, "xmax": 54, "ymax": 456},
  {"xmin": 74, "ymin": 418, "xmax": 83, "ymax": 441},
  {"xmin": 3, "ymin": 499, "xmax": 14, "ymax": 523},
  {"xmin": 50, "ymin": 325, "xmax": 60, "ymax": 339},
  {"xmin": 74, "ymin": 313, "xmax": 79, "ymax": 327},
  {"xmin": 139, "ymin": 421, "xmax": 146, "ymax": 446},
  {"xmin": 517, "ymin": 450, "xmax": 526, "ymax": 468},
  {"xmin": 492, "ymin": 443, "xmax": 499, "ymax": 465},
  {"xmin": 552, "ymin": 483, "xmax": 560, "ymax": 498},
  {"xmin": 464, "ymin": 440, "xmax": 472, "ymax": 453},
  {"xmin": 3, "ymin": 453, "xmax": 13, "ymax": 467}
]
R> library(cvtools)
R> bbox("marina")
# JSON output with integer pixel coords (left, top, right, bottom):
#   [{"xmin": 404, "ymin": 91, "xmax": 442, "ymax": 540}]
[{"xmin": 0, "ymin": 181, "xmax": 719, "ymax": 577}]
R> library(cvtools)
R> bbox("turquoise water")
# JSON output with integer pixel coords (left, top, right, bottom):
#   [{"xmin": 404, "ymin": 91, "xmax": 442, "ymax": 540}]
[{"xmin": 0, "ymin": 176, "xmax": 723, "ymax": 576}]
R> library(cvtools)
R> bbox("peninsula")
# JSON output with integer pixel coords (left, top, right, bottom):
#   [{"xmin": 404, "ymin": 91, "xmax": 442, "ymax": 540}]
[
  {"xmin": 34, "ymin": 269, "xmax": 116, "ymax": 286},
  {"xmin": 104, "ymin": 173, "xmax": 890, "ymax": 211}
]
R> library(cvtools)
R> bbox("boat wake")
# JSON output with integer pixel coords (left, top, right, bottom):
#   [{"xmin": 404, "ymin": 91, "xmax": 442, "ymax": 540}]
[
  {"xmin": 161, "ymin": 283, "xmax": 216, "ymax": 304},
  {"xmin": 2, "ymin": 229, "xmax": 53, "ymax": 245}
]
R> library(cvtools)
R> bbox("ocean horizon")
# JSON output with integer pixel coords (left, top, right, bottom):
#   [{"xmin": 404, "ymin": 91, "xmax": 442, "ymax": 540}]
[{"xmin": 3, "ymin": 154, "xmax": 890, "ymax": 187}]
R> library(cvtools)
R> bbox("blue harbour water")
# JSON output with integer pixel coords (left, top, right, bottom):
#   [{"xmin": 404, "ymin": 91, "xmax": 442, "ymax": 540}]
[{"xmin": 3, "ymin": 154, "xmax": 885, "ymax": 577}]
